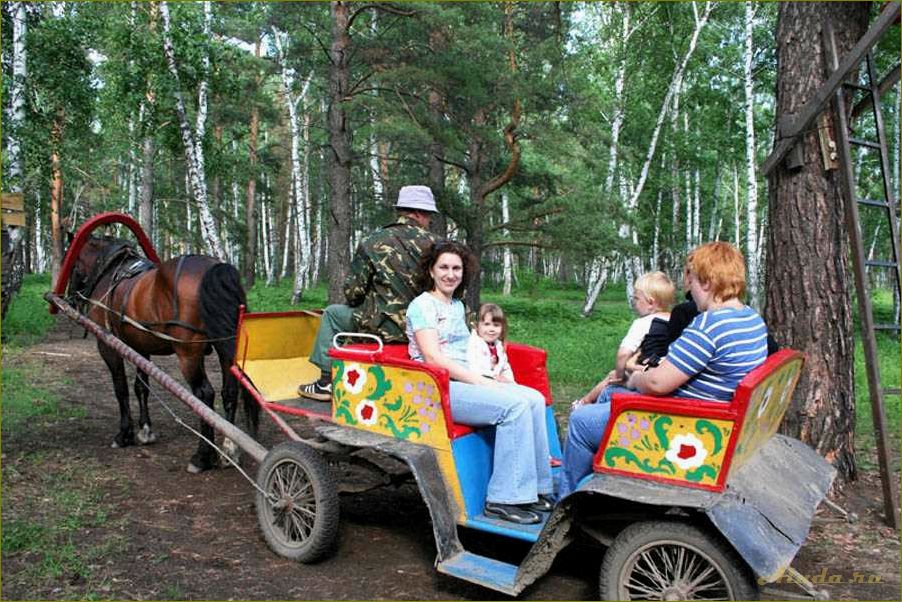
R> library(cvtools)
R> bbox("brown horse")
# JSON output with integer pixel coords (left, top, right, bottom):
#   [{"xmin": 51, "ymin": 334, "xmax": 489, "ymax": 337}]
[{"xmin": 66, "ymin": 234, "xmax": 258, "ymax": 473}]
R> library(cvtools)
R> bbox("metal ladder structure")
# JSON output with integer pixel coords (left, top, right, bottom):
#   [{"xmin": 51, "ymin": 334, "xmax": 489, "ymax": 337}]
[{"xmin": 823, "ymin": 17, "xmax": 901, "ymax": 529}]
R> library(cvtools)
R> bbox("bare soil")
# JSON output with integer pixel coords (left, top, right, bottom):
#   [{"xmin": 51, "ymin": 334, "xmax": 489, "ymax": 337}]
[{"xmin": 2, "ymin": 316, "xmax": 899, "ymax": 600}]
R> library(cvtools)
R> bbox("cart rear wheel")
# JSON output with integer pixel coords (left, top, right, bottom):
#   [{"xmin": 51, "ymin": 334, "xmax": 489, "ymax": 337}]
[
  {"xmin": 255, "ymin": 441, "xmax": 339, "ymax": 563},
  {"xmin": 599, "ymin": 521, "xmax": 759, "ymax": 600}
]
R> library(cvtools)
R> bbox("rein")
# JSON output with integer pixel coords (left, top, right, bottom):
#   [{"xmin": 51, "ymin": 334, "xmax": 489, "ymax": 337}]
[{"xmin": 75, "ymin": 292, "xmax": 236, "ymax": 345}]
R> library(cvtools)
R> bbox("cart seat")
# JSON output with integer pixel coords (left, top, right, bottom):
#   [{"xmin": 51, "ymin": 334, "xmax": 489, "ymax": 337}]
[
  {"xmin": 592, "ymin": 349, "xmax": 804, "ymax": 492},
  {"xmin": 336, "ymin": 341, "xmax": 552, "ymax": 440}
]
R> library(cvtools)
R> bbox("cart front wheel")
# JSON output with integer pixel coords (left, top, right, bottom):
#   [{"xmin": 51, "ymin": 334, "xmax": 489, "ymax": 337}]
[
  {"xmin": 599, "ymin": 521, "xmax": 759, "ymax": 600},
  {"xmin": 255, "ymin": 441, "xmax": 339, "ymax": 563}
]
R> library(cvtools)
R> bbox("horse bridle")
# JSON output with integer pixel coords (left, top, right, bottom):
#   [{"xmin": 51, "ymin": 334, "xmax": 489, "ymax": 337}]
[{"xmin": 70, "ymin": 242, "xmax": 143, "ymax": 311}]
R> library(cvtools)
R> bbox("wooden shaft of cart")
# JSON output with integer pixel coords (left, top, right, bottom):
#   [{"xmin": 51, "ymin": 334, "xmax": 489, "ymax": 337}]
[{"xmin": 45, "ymin": 292, "xmax": 268, "ymax": 464}]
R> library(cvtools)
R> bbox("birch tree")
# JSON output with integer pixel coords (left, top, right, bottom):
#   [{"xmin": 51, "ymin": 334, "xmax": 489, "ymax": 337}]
[
  {"xmin": 743, "ymin": 0, "xmax": 761, "ymax": 307},
  {"xmin": 1, "ymin": 1, "xmax": 27, "ymax": 316},
  {"xmin": 501, "ymin": 190, "xmax": 513, "ymax": 295},
  {"xmin": 583, "ymin": 2, "xmax": 712, "ymax": 315},
  {"xmin": 272, "ymin": 27, "xmax": 315, "ymax": 303},
  {"xmin": 159, "ymin": 0, "xmax": 223, "ymax": 259},
  {"xmin": 582, "ymin": 2, "xmax": 632, "ymax": 316}
]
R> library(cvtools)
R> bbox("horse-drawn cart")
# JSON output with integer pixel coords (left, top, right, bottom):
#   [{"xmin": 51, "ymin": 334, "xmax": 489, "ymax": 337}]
[{"xmin": 48, "ymin": 213, "xmax": 837, "ymax": 600}]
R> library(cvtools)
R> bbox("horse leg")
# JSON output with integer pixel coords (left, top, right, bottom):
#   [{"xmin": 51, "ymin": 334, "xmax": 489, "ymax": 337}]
[
  {"xmin": 134, "ymin": 359, "xmax": 157, "ymax": 445},
  {"xmin": 181, "ymin": 356, "xmax": 219, "ymax": 474},
  {"xmin": 98, "ymin": 341, "xmax": 135, "ymax": 448},
  {"xmin": 217, "ymin": 354, "xmax": 242, "ymax": 466}
]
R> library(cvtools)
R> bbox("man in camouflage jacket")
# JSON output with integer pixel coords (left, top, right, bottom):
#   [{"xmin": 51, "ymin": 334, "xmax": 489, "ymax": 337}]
[{"xmin": 299, "ymin": 185, "xmax": 440, "ymax": 400}]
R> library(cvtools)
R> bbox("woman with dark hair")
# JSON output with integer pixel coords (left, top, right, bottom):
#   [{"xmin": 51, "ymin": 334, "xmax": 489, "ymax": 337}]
[{"xmin": 405, "ymin": 241, "xmax": 554, "ymax": 525}]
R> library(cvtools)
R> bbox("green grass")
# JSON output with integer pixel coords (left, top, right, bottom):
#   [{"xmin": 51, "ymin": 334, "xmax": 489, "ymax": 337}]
[
  {"xmin": 1, "ymin": 273, "xmax": 55, "ymax": 346},
  {"xmin": 1, "ymin": 364, "xmax": 85, "ymax": 438},
  {"xmin": 853, "ymin": 288, "xmax": 901, "ymax": 467},
  {"xmin": 1, "ymin": 450, "xmax": 126, "ymax": 593}
]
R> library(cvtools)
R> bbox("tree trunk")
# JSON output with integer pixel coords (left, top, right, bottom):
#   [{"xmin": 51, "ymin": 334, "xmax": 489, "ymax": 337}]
[
  {"xmin": 244, "ymin": 37, "xmax": 261, "ymax": 288},
  {"xmin": 744, "ymin": 0, "xmax": 761, "ymax": 307},
  {"xmin": 50, "ymin": 117, "xmax": 64, "ymax": 286},
  {"xmin": 765, "ymin": 1, "xmax": 869, "ymax": 483},
  {"xmin": 501, "ymin": 191, "xmax": 513, "ymax": 296},
  {"xmin": 2, "ymin": 1, "xmax": 28, "ymax": 315},
  {"xmin": 326, "ymin": 1, "xmax": 353, "ymax": 303},
  {"xmin": 273, "ymin": 27, "xmax": 314, "ymax": 301}
]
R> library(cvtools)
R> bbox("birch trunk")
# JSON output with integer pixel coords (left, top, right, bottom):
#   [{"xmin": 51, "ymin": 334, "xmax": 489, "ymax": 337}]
[
  {"xmin": 652, "ymin": 190, "xmax": 662, "ymax": 268},
  {"xmin": 5, "ymin": 1, "xmax": 26, "ymax": 192},
  {"xmin": 582, "ymin": 2, "xmax": 631, "ymax": 316},
  {"xmin": 2, "ymin": 1, "xmax": 27, "ymax": 311},
  {"xmin": 582, "ymin": 259, "xmax": 610, "ymax": 316},
  {"xmin": 733, "ymin": 164, "xmax": 740, "ymax": 247},
  {"xmin": 501, "ymin": 190, "xmax": 513, "ymax": 296},
  {"xmin": 34, "ymin": 199, "xmax": 45, "ymax": 272},
  {"xmin": 693, "ymin": 167, "xmax": 701, "ymax": 244},
  {"xmin": 274, "ymin": 28, "xmax": 314, "ymax": 301},
  {"xmin": 708, "ymin": 164, "xmax": 721, "ymax": 241},
  {"xmin": 159, "ymin": 1, "xmax": 222, "ymax": 259},
  {"xmin": 260, "ymin": 197, "xmax": 270, "ymax": 283},
  {"xmin": 744, "ymin": 0, "xmax": 761, "ymax": 307}
]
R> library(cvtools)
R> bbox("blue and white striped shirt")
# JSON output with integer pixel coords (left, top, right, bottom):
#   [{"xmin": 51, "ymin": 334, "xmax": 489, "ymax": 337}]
[{"xmin": 667, "ymin": 306, "xmax": 768, "ymax": 402}]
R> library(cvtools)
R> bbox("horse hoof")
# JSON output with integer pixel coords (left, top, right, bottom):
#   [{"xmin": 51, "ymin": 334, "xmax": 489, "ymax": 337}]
[
  {"xmin": 186, "ymin": 462, "xmax": 204, "ymax": 474},
  {"xmin": 221, "ymin": 438, "xmax": 241, "ymax": 468},
  {"xmin": 137, "ymin": 426, "xmax": 157, "ymax": 445},
  {"xmin": 111, "ymin": 441, "xmax": 121, "ymax": 449}
]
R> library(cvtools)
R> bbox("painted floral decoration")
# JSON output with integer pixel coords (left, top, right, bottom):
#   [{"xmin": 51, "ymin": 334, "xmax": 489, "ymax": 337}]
[
  {"xmin": 343, "ymin": 362, "xmax": 367, "ymax": 394},
  {"xmin": 355, "ymin": 399, "xmax": 379, "ymax": 426},
  {"xmin": 664, "ymin": 433, "xmax": 709, "ymax": 470}
]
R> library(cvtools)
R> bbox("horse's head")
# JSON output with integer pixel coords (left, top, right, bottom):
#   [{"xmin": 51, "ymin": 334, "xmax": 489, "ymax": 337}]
[{"xmin": 67, "ymin": 235, "xmax": 135, "ymax": 306}]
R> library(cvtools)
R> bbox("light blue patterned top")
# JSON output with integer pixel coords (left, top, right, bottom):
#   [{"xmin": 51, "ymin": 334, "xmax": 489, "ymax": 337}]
[{"xmin": 405, "ymin": 292, "xmax": 470, "ymax": 364}]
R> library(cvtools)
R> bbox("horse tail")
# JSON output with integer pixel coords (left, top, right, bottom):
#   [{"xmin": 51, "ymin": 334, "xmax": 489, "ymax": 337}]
[{"xmin": 199, "ymin": 263, "xmax": 259, "ymax": 435}]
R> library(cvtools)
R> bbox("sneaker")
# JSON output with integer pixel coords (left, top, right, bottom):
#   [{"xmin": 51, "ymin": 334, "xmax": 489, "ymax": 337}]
[
  {"xmin": 484, "ymin": 502, "xmax": 541, "ymax": 525},
  {"xmin": 298, "ymin": 378, "xmax": 332, "ymax": 401}
]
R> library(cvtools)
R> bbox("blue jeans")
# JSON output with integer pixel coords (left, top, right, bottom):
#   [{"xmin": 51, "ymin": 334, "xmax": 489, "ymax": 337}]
[
  {"xmin": 450, "ymin": 381, "xmax": 553, "ymax": 505},
  {"xmin": 560, "ymin": 385, "xmax": 635, "ymax": 497}
]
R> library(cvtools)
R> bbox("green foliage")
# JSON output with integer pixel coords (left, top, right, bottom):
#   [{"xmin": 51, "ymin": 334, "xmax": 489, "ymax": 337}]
[{"xmin": 2, "ymin": 273, "xmax": 55, "ymax": 346}]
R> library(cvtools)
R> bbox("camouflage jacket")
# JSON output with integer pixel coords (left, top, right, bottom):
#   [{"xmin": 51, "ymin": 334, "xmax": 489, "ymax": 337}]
[{"xmin": 344, "ymin": 215, "xmax": 440, "ymax": 343}]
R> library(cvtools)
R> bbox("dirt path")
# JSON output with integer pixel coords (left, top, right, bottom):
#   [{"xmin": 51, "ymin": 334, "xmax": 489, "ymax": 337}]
[{"xmin": 2, "ymin": 317, "xmax": 899, "ymax": 600}]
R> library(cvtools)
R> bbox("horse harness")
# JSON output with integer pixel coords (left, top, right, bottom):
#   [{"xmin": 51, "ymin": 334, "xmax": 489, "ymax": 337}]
[{"xmin": 77, "ymin": 242, "xmax": 208, "ymax": 340}]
